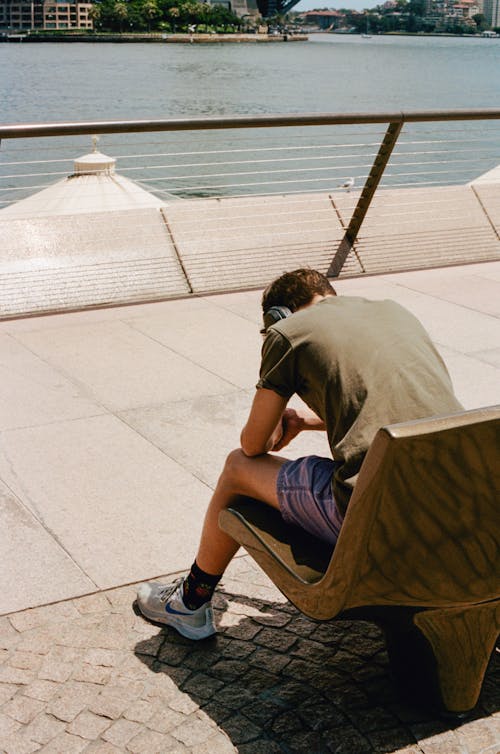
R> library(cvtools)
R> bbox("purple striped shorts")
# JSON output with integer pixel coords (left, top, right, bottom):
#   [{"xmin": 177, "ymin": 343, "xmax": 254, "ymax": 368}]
[{"xmin": 276, "ymin": 455, "xmax": 344, "ymax": 546}]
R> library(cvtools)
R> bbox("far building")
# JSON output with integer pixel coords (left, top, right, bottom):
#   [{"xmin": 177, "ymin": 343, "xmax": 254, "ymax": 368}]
[
  {"xmin": 482, "ymin": 0, "xmax": 500, "ymax": 24},
  {"xmin": 0, "ymin": 0, "xmax": 302, "ymax": 26},
  {"xmin": 0, "ymin": 0, "xmax": 93, "ymax": 31},
  {"xmin": 448, "ymin": 0, "xmax": 480, "ymax": 18},
  {"xmin": 299, "ymin": 9, "xmax": 344, "ymax": 28},
  {"xmin": 426, "ymin": 0, "xmax": 491, "ymax": 25}
]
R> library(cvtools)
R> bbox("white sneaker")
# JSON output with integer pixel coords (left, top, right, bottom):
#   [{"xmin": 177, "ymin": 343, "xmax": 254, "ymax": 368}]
[{"xmin": 136, "ymin": 577, "xmax": 216, "ymax": 640}]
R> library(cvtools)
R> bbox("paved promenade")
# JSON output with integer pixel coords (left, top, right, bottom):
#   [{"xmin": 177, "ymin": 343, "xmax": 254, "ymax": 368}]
[
  {"xmin": 0, "ymin": 261, "xmax": 499, "ymax": 752},
  {"xmin": 0, "ymin": 556, "xmax": 499, "ymax": 754}
]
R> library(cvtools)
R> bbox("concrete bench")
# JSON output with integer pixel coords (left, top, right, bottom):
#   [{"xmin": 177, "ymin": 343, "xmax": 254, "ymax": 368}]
[{"xmin": 219, "ymin": 405, "xmax": 500, "ymax": 714}]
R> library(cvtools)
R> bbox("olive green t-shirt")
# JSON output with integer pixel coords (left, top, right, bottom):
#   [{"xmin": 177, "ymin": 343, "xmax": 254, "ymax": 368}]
[{"xmin": 257, "ymin": 296, "xmax": 463, "ymax": 516}]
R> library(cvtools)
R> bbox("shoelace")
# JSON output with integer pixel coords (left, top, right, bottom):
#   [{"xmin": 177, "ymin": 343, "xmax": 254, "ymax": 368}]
[{"xmin": 158, "ymin": 577, "xmax": 184, "ymax": 603}]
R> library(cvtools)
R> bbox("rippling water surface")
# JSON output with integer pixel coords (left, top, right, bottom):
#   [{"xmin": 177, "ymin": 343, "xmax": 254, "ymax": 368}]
[{"xmin": 2, "ymin": 34, "xmax": 500, "ymax": 121}]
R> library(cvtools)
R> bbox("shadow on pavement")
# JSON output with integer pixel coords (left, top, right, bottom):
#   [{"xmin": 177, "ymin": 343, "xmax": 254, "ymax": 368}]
[{"xmin": 134, "ymin": 589, "xmax": 500, "ymax": 753}]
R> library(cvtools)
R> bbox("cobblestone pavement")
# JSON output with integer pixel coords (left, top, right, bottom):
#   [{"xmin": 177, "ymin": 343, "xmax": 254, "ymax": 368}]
[{"xmin": 0, "ymin": 556, "xmax": 498, "ymax": 754}]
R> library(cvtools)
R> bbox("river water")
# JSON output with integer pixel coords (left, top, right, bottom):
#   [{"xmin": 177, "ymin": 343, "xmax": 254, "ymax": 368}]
[
  {"xmin": 2, "ymin": 34, "xmax": 500, "ymax": 121},
  {"xmin": 1, "ymin": 34, "xmax": 500, "ymax": 200}
]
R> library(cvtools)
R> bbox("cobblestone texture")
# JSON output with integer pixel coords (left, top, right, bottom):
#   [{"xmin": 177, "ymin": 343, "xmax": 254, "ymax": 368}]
[{"xmin": 0, "ymin": 556, "xmax": 498, "ymax": 754}]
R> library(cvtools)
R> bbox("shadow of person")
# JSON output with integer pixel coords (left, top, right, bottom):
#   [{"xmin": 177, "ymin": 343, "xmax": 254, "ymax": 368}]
[{"xmin": 133, "ymin": 588, "xmax": 499, "ymax": 753}]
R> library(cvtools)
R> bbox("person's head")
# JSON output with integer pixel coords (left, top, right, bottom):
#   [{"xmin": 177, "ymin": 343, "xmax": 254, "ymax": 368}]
[{"xmin": 261, "ymin": 268, "xmax": 336, "ymax": 333}]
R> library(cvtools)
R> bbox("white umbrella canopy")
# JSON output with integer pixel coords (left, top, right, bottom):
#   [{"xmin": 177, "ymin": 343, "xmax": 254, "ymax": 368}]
[
  {"xmin": 0, "ymin": 147, "xmax": 166, "ymax": 219},
  {"xmin": 0, "ymin": 144, "xmax": 189, "ymax": 317}
]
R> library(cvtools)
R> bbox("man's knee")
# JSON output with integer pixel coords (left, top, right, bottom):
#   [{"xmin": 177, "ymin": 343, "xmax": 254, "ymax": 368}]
[
  {"xmin": 217, "ymin": 447, "xmax": 282, "ymax": 508},
  {"xmin": 222, "ymin": 447, "xmax": 273, "ymax": 494},
  {"xmin": 221, "ymin": 448, "xmax": 249, "ymax": 487}
]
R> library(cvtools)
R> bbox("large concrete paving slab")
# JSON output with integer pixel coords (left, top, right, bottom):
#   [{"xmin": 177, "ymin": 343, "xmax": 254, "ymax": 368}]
[
  {"xmin": 395, "ymin": 291, "xmax": 500, "ymax": 355},
  {"xmin": 380, "ymin": 269, "xmax": 500, "ymax": 317},
  {"xmin": 207, "ymin": 289, "xmax": 264, "ymax": 326},
  {"xmin": 125, "ymin": 304, "xmax": 263, "ymax": 391},
  {"xmin": 11, "ymin": 319, "xmax": 235, "ymax": 412},
  {"xmin": 442, "ymin": 351, "xmax": 500, "ymax": 409},
  {"xmin": 474, "ymin": 264, "xmax": 500, "ymax": 282},
  {"xmin": 0, "ymin": 333, "xmax": 104, "ymax": 431},
  {"xmin": 0, "ymin": 480, "xmax": 95, "ymax": 615},
  {"xmin": 471, "ymin": 346, "xmax": 500, "ymax": 369},
  {"xmin": 0, "ymin": 414, "xmax": 212, "ymax": 594}
]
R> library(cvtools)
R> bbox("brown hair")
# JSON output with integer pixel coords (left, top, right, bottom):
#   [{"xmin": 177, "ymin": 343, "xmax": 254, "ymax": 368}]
[{"xmin": 261, "ymin": 268, "xmax": 336, "ymax": 315}]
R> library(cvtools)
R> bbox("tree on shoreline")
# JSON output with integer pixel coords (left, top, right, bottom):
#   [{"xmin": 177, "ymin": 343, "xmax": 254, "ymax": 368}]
[
  {"xmin": 88, "ymin": 2, "xmax": 102, "ymax": 29},
  {"xmin": 143, "ymin": 0, "xmax": 160, "ymax": 30},
  {"xmin": 114, "ymin": 0, "xmax": 128, "ymax": 31},
  {"xmin": 92, "ymin": 0, "xmax": 242, "ymax": 33}
]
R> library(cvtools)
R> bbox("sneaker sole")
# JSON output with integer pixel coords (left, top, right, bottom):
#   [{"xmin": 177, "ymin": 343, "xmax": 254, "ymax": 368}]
[{"xmin": 136, "ymin": 601, "xmax": 216, "ymax": 641}]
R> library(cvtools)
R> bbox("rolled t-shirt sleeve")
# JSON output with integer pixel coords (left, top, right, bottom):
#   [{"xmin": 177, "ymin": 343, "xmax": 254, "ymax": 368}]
[{"xmin": 256, "ymin": 329, "xmax": 296, "ymax": 397}]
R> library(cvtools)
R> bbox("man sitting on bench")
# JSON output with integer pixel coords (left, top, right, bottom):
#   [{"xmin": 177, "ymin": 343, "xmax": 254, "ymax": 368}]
[{"xmin": 136, "ymin": 268, "xmax": 463, "ymax": 640}]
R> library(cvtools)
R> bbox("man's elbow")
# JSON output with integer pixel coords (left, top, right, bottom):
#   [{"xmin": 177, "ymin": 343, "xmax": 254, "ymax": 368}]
[
  {"xmin": 240, "ymin": 430, "xmax": 268, "ymax": 457},
  {"xmin": 240, "ymin": 443, "xmax": 266, "ymax": 458}
]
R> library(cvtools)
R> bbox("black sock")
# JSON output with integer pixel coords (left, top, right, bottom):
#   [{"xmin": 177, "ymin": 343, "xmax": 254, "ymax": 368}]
[{"xmin": 182, "ymin": 560, "xmax": 222, "ymax": 610}]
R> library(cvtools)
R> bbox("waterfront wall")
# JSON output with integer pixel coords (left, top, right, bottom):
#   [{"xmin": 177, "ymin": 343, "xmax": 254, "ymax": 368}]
[{"xmin": 0, "ymin": 32, "xmax": 307, "ymax": 43}]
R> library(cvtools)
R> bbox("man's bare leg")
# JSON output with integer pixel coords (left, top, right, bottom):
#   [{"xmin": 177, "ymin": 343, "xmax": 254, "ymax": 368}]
[
  {"xmin": 195, "ymin": 448, "xmax": 288, "ymax": 576},
  {"xmin": 136, "ymin": 449, "xmax": 289, "ymax": 637}
]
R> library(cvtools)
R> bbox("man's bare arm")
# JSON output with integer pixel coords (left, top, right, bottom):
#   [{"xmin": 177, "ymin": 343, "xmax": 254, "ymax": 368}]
[{"xmin": 240, "ymin": 389, "xmax": 288, "ymax": 457}]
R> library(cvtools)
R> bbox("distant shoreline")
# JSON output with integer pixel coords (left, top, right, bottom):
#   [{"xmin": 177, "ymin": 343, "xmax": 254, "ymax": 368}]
[
  {"xmin": 2, "ymin": 30, "xmax": 497, "ymax": 43},
  {"xmin": 0, "ymin": 32, "xmax": 308, "ymax": 43},
  {"xmin": 330, "ymin": 31, "xmax": 499, "ymax": 38}
]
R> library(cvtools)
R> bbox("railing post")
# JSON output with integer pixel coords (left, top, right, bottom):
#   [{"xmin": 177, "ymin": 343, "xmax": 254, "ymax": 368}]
[{"xmin": 328, "ymin": 120, "xmax": 403, "ymax": 278}]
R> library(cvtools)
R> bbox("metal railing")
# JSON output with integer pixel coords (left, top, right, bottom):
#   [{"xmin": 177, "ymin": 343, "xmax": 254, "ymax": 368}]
[{"xmin": 1, "ymin": 109, "xmax": 500, "ymax": 318}]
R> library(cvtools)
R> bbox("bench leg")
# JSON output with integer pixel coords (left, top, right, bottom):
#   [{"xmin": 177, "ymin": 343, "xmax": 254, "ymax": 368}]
[
  {"xmin": 413, "ymin": 602, "xmax": 500, "ymax": 713},
  {"xmin": 381, "ymin": 602, "xmax": 499, "ymax": 714}
]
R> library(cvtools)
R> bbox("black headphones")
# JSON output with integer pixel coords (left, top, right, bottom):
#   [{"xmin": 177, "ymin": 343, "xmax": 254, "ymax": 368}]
[{"xmin": 261, "ymin": 305, "xmax": 292, "ymax": 334}]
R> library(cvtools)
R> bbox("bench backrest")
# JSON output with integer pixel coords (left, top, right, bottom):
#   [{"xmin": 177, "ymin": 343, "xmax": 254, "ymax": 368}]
[{"xmin": 327, "ymin": 405, "xmax": 500, "ymax": 614}]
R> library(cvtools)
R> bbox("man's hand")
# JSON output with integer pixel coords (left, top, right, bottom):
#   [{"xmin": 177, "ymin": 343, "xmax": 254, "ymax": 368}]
[
  {"xmin": 241, "ymin": 390, "xmax": 326, "ymax": 457},
  {"xmin": 271, "ymin": 407, "xmax": 326, "ymax": 451},
  {"xmin": 271, "ymin": 408, "xmax": 303, "ymax": 451}
]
